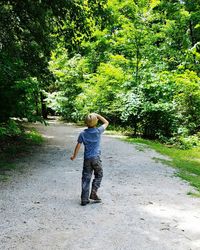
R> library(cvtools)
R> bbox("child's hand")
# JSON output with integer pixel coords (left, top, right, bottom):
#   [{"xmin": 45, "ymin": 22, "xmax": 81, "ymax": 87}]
[{"xmin": 70, "ymin": 155, "xmax": 75, "ymax": 161}]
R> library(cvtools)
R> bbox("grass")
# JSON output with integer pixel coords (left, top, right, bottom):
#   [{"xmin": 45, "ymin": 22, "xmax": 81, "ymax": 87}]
[
  {"xmin": 23, "ymin": 128, "xmax": 44, "ymax": 144},
  {"xmin": 0, "ymin": 128, "xmax": 44, "ymax": 181},
  {"xmin": 124, "ymin": 137, "xmax": 200, "ymax": 196}
]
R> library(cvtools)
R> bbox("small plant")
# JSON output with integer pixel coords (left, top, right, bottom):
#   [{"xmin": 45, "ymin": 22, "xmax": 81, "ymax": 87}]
[
  {"xmin": 23, "ymin": 129, "xmax": 44, "ymax": 145},
  {"xmin": 0, "ymin": 124, "xmax": 44, "ymax": 182},
  {"xmin": 0, "ymin": 120, "xmax": 23, "ymax": 139},
  {"xmin": 178, "ymin": 135, "xmax": 200, "ymax": 149}
]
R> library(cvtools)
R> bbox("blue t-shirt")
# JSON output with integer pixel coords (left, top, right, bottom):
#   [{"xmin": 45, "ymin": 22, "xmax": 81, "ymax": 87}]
[{"xmin": 77, "ymin": 125, "xmax": 105, "ymax": 159}]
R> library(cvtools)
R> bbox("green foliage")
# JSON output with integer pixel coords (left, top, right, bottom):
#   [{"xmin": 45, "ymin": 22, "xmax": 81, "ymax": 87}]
[
  {"xmin": 48, "ymin": 0, "xmax": 200, "ymax": 146},
  {"xmin": 22, "ymin": 129, "xmax": 44, "ymax": 145},
  {"xmin": 0, "ymin": 0, "xmax": 107, "ymax": 122},
  {"xmin": 178, "ymin": 135, "xmax": 200, "ymax": 150},
  {"xmin": 174, "ymin": 71, "xmax": 200, "ymax": 134},
  {"xmin": 0, "ymin": 120, "xmax": 22, "ymax": 139},
  {"xmin": 1, "ymin": 0, "xmax": 199, "ymax": 146},
  {"xmin": 48, "ymin": 50, "xmax": 87, "ymax": 120},
  {"xmin": 0, "ymin": 120, "xmax": 43, "ymax": 150},
  {"xmin": 0, "ymin": 125, "xmax": 43, "ymax": 182},
  {"xmin": 119, "ymin": 72, "xmax": 179, "ymax": 138}
]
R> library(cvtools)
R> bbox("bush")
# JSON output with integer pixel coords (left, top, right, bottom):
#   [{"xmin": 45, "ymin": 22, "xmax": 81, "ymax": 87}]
[
  {"xmin": 178, "ymin": 135, "xmax": 200, "ymax": 149},
  {"xmin": 0, "ymin": 120, "xmax": 23, "ymax": 139}
]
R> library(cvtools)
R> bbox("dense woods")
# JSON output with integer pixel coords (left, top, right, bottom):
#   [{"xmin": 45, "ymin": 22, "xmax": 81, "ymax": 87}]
[{"xmin": 0, "ymin": 0, "xmax": 200, "ymax": 148}]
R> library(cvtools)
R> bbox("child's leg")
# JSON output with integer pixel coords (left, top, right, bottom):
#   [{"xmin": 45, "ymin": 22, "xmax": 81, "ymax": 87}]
[
  {"xmin": 91, "ymin": 157, "xmax": 103, "ymax": 193},
  {"xmin": 81, "ymin": 160, "xmax": 93, "ymax": 202}
]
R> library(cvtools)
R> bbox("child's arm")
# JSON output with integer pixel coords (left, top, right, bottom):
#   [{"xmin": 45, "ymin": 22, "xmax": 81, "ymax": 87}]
[
  {"xmin": 95, "ymin": 113, "xmax": 109, "ymax": 129},
  {"xmin": 70, "ymin": 143, "xmax": 81, "ymax": 160}
]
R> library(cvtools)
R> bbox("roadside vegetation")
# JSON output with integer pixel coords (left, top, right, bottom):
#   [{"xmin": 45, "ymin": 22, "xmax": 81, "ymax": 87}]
[
  {"xmin": 124, "ymin": 137, "xmax": 200, "ymax": 197},
  {"xmin": 0, "ymin": 120, "xmax": 43, "ymax": 181}
]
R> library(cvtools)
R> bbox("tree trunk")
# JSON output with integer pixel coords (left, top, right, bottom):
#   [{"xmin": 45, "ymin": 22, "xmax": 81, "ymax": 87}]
[{"xmin": 40, "ymin": 92, "xmax": 47, "ymax": 119}]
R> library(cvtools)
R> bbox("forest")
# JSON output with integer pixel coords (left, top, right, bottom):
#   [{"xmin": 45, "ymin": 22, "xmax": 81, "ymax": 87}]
[{"xmin": 0, "ymin": 0, "xmax": 200, "ymax": 148}]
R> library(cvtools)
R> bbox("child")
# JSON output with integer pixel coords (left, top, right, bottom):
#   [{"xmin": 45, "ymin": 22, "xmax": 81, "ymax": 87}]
[{"xmin": 70, "ymin": 113, "xmax": 109, "ymax": 206}]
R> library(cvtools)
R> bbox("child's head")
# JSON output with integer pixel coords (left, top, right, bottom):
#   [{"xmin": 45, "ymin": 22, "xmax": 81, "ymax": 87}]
[{"xmin": 85, "ymin": 113, "xmax": 98, "ymax": 128}]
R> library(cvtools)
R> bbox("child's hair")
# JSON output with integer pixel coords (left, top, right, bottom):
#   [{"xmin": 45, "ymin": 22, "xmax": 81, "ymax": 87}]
[{"xmin": 85, "ymin": 113, "xmax": 98, "ymax": 127}]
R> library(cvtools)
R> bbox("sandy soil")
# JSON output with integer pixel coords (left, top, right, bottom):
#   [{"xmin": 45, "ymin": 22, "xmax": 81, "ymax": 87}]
[{"xmin": 0, "ymin": 120, "xmax": 200, "ymax": 250}]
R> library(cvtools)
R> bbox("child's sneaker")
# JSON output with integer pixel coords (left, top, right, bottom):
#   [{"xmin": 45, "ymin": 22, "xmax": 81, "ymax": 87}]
[
  {"xmin": 90, "ymin": 190, "xmax": 101, "ymax": 202},
  {"xmin": 81, "ymin": 200, "xmax": 90, "ymax": 206}
]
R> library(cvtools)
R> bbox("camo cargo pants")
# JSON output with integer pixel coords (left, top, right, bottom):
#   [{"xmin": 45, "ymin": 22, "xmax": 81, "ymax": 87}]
[{"xmin": 81, "ymin": 157, "xmax": 103, "ymax": 201}]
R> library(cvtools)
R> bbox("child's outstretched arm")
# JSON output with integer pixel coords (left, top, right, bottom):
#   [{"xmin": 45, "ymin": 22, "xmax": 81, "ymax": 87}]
[
  {"xmin": 95, "ymin": 113, "xmax": 109, "ymax": 129},
  {"xmin": 70, "ymin": 143, "xmax": 81, "ymax": 160}
]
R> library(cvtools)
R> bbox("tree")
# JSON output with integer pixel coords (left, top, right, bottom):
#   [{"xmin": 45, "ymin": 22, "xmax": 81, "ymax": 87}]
[
  {"xmin": 20, "ymin": 0, "xmax": 199, "ymax": 142},
  {"xmin": 0, "ymin": 0, "xmax": 107, "ymax": 122}
]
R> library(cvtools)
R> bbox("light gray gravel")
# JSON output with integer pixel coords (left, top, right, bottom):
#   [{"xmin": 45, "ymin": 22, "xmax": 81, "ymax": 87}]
[{"xmin": 0, "ymin": 120, "xmax": 200, "ymax": 250}]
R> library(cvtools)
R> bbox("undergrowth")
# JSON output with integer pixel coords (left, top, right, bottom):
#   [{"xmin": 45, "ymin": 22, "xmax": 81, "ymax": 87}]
[{"xmin": 0, "ymin": 121, "xmax": 43, "ymax": 182}]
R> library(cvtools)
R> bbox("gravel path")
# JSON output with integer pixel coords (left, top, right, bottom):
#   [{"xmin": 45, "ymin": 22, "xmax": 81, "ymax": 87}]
[{"xmin": 0, "ymin": 120, "xmax": 200, "ymax": 250}]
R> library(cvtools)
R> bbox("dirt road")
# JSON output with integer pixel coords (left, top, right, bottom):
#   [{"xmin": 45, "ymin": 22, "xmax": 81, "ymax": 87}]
[{"xmin": 0, "ymin": 120, "xmax": 200, "ymax": 250}]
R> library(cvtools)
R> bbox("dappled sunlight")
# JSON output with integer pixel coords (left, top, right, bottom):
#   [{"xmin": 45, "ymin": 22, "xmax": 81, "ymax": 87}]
[
  {"xmin": 193, "ymin": 158, "xmax": 200, "ymax": 163},
  {"xmin": 41, "ymin": 134, "xmax": 55, "ymax": 139},
  {"xmin": 105, "ymin": 134, "xmax": 127, "ymax": 139},
  {"xmin": 141, "ymin": 202, "xmax": 200, "ymax": 234},
  {"xmin": 46, "ymin": 120, "xmax": 58, "ymax": 125}
]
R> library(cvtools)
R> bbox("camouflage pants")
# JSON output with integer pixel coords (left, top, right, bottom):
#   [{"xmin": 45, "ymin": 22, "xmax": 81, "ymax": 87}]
[{"xmin": 81, "ymin": 157, "xmax": 103, "ymax": 201}]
